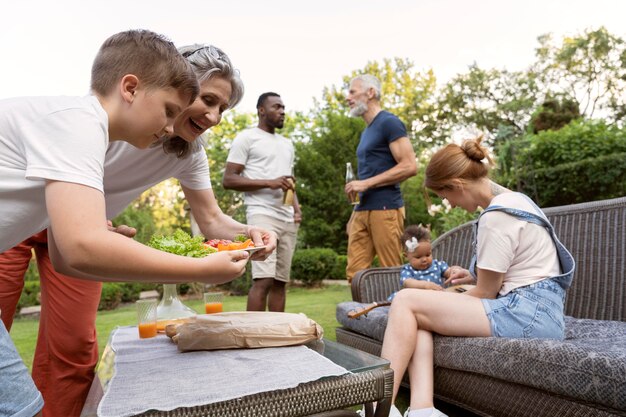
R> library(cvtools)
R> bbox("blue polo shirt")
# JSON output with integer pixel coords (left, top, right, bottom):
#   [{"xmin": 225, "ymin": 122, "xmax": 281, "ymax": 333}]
[{"xmin": 355, "ymin": 111, "xmax": 407, "ymax": 211}]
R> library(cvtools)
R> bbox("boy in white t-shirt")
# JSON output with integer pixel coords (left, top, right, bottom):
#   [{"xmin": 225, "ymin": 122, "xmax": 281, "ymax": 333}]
[
  {"xmin": 223, "ymin": 92, "xmax": 301, "ymax": 312},
  {"xmin": 0, "ymin": 44, "xmax": 278, "ymax": 417},
  {"xmin": 0, "ymin": 33, "xmax": 256, "ymax": 417}
]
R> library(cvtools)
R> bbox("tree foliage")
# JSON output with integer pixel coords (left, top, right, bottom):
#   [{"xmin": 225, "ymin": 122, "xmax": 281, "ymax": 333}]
[
  {"xmin": 535, "ymin": 26, "xmax": 626, "ymax": 122},
  {"xmin": 114, "ymin": 26, "xmax": 626, "ymax": 256},
  {"xmin": 435, "ymin": 65, "xmax": 541, "ymax": 144}
]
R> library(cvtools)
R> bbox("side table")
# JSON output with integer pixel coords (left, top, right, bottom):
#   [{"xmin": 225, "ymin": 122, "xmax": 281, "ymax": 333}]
[{"xmin": 80, "ymin": 333, "xmax": 393, "ymax": 417}]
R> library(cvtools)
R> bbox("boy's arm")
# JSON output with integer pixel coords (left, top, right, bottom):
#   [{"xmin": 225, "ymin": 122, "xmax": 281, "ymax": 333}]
[
  {"xmin": 46, "ymin": 181, "xmax": 249, "ymax": 284},
  {"xmin": 181, "ymin": 185, "xmax": 277, "ymax": 260}
]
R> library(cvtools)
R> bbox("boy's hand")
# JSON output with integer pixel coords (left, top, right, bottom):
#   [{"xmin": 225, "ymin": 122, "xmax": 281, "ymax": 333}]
[
  {"xmin": 444, "ymin": 266, "xmax": 474, "ymax": 287},
  {"xmin": 200, "ymin": 250, "xmax": 249, "ymax": 284}
]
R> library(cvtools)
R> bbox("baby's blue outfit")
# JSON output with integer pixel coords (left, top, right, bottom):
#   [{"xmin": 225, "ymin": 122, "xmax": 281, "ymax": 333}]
[{"xmin": 387, "ymin": 259, "xmax": 449, "ymax": 301}]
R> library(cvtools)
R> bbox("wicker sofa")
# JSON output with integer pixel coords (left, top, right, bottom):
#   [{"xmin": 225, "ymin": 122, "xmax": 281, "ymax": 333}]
[{"xmin": 336, "ymin": 196, "xmax": 626, "ymax": 417}]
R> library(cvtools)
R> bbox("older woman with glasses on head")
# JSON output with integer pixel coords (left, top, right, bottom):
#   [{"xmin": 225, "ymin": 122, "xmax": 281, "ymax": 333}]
[{"xmin": 0, "ymin": 44, "xmax": 276, "ymax": 417}]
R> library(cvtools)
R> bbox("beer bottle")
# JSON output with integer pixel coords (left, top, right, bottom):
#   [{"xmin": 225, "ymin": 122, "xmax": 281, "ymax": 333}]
[
  {"xmin": 283, "ymin": 166, "xmax": 295, "ymax": 206},
  {"xmin": 345, "ymin": 162, "xmax": 360, "ymax": 205}
]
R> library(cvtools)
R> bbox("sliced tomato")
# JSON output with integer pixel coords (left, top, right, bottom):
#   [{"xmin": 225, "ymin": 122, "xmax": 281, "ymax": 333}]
[{"xmin": 212, "ymin": 238, "xmax": 255, "ymax": 251}]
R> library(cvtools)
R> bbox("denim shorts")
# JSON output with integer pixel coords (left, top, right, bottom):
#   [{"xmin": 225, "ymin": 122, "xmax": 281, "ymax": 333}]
[
  {"xmin": 481, "ymin": 279, "xmax": 566, "ymax": 339},
  {"xmin": 0, "ymin": 317, "xmax": 44, "ymax": 417}
]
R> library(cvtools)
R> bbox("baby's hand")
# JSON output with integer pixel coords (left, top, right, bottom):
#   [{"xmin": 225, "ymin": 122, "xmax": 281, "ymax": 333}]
[{"xmin": 424, "ymin": 282, "xmax": 444, "ymax": 291}]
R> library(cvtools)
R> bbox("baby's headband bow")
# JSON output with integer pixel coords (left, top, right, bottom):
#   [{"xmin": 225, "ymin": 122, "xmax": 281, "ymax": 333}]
[{"xmin": 405, "ymin": 237, "xmax": 419, "ymax": 252}]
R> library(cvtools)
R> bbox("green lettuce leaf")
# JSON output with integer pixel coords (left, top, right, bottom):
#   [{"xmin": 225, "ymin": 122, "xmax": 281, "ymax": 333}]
[{"xmin": 148, "ymin": 230, "xmax": 216, "ymax": 258}]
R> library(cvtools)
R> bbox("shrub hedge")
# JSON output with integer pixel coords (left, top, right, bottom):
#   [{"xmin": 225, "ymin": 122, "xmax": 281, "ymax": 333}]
[
  {"xmin": 17, "ymin": 281, "xmax": 41, "ymax": 310},
  {"xmin": 497, "ymin": 119, "xmax": 626, "ymax": 206},
  {"xmin": 18, "ymin": 248, "xmax": 354, "ymax": 309}
]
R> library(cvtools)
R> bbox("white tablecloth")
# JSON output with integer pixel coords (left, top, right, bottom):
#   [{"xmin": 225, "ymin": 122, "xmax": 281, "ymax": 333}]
[{"xmin": 97, "ymin": 326, "xmax": 348, "ymax": 417}]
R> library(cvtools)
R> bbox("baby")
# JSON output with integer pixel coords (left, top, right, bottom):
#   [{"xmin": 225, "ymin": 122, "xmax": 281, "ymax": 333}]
[{"xmin": 388, "ymin": 224, "xmax": 452, "ymax": 301}]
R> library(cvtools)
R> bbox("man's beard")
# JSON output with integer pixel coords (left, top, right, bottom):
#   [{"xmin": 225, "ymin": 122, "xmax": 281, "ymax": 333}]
[{"xmin": 349, "ymin": 100, "xmax": 368, "ymax": 117}]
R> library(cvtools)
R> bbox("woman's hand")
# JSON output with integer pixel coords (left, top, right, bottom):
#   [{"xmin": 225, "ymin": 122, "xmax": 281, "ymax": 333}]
[
  {"xmin": 246, "ymin": 226, "xmax": 277, "ymax": 261},
  {"xmin": 444, "ymin": 266, "xmax": 475, "ymax": 287}
]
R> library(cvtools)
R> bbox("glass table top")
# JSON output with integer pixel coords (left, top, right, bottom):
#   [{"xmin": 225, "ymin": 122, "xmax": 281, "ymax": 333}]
[{"xmin": 306, "ymin": 339, "xmax": 389, "ymax": 373}]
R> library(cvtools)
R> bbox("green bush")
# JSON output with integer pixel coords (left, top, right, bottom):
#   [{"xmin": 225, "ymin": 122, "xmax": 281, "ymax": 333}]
[
  {"xmin": 17, "ymin": 281, "xmax": 41, "ymax": 309},
  {"xmin": 219, "ymin": 268, "xmax": 253, "ymax": 296},
  {"xmin": 291, "ymin": 248, "xmax": 337, "ymax": 287},
  {"xmin": 330, "ymin": 255, "xmax": 348, "ymax": 280},
  {"xmin": 117, "ymin": 282, "xmax": 159, "ymax": 303},
  {"xmin": 515, "ymin": 152, "xmax": 626, "ymax": 206},
  {"xmin": 99, "ymin": 283, "xmax": 123, "ymax": 311},
  {"xmin": 496, "ymin": 119, "xmax": 626, "ymax": 206},
  {"xmin": 24, "ymin": 259, "xmax": 39, "ymax": 282}
]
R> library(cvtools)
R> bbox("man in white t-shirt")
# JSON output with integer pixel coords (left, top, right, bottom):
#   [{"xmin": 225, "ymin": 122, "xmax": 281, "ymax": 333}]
[{"xmin": 223, "ymin": 92, "xmax": 301, "ymax": 312}]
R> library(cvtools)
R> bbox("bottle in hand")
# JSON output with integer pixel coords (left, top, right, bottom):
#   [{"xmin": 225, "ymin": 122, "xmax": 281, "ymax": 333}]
[
  {"xmin": 345, "ymin": 162, "xmax": 360, "ymax": 205},
  {"xmin": 283, "ymin": 178, "xmax": 295, "ymax": 206}
]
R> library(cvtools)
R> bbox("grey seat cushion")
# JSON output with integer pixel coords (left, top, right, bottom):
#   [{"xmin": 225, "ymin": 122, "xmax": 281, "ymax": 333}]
[
  {"xmin": 336, "ymin": 301, "xmax": 389, "ymax": 342},
  {"xmin": 336, "ymin": 302, "xmax": 626, "ymax": 410}
]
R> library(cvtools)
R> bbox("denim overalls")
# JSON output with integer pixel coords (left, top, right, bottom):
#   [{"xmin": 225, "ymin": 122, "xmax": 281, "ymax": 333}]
[{"xmin": 470, "ymin": 193, "xmax": 575, "ymax": 339}]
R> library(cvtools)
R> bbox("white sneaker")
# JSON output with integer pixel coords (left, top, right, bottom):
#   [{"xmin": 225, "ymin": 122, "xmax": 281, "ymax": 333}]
[
  {"xmin": 358, "ymin": 404, "xmax": 403, "ymax": 417},
  {"xmin": 389, "ymin": 404, "xmax": 403, "ymax": 417},
  {"xmin": 402, "ymin": 408, "xmax": 448, "ymax": 417}
]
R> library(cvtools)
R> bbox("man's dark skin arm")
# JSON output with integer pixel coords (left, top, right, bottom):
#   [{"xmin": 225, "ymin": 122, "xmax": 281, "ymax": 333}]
[{"xmin": 223, "ymin": 162, "xmax": 294, "ymax": 192}]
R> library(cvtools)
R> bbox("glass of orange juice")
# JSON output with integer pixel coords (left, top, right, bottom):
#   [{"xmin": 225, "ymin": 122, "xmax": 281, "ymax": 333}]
[
  {"xmin": 203, "ymin": 292, "xmax": 224, "ymax": 314},
  {"xmin": 136, "ymin": 299, "xmax": 157, "ymax": 339}
]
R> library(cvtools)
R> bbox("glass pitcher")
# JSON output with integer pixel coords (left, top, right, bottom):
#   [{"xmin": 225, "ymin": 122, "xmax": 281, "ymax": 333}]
[{"xmin": 156, "ymin": 284, "xmax": 197, "ymax": 331}]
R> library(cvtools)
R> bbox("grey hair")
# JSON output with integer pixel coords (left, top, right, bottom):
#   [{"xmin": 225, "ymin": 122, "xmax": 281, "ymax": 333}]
[
  {"xmin": 351, "ymin": 74, "xmax": 382, "ymax": 100},
  {"xmin": 178, "ymin": 44, "xmax": 244, "ymax": 109}
]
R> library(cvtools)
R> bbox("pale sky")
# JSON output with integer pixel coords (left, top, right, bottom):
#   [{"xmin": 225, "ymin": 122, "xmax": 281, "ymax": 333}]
[{"xmin": 1, "ymin": 0, "xmax": 624, "ymax": 113}]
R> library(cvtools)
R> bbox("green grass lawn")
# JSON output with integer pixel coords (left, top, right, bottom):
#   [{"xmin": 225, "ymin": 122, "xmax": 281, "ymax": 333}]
[{"xmin": 10, "ymin": 284, "xmax": 352, "ymax": 371}]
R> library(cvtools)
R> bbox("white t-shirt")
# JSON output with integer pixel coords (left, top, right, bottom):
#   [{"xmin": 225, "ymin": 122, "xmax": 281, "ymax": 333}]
[
  {"xmin": 0, "ymin": 96, "xmax": 108, "ymax": 253},
  {"xmin": 103, "ymin": 140, "xmax": 212, "ymax": 219},
  {"xmin": 476, "ymin": 192, "xmax": 561, "ymax": 296},
  {"xmin": 227, "ymin": 127, "xmax": 295, "ymax": 222}
]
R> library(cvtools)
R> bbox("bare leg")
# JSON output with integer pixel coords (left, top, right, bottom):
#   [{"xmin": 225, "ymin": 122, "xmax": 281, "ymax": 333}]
[
  {"xmin": 246, "ymin": 278, "xmax": 273, "ymax": 311},
  {"xmin": 380, "ymin": 289, "xmax": 491, "ymax": 404},
  {"xmin": 409, "ymin": 330, "xmax": 435, "ymax": 408},
  {"xmin": 267, "ymin": 280, "xmax": 286, "ymax": 312}
]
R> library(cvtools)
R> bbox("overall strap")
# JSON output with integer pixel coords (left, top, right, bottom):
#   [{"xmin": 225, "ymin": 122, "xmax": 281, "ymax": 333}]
[{"xmin": 469, "ymin": 194, "xmax": 575, "ymax": 290}]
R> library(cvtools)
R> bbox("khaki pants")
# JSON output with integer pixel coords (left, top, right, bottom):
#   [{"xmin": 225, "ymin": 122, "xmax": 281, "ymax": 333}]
[
  {"xmin": 247, "ymin": 214, "xmax": 299, "ymax": 282},
  {"xmin": 346, "ymin": 207, "xmax": 405, "ymax": 282}
]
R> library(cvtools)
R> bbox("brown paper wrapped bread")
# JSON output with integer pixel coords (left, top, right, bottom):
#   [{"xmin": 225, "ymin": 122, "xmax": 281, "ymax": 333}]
[{"xmin": 167, "ymin": 311, "xmax": 323, "ymax": 351}]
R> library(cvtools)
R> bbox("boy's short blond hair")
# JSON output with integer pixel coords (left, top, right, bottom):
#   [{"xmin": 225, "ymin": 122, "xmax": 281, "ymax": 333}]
[{"xmin": 90, "ymin": 29, "xmax": 198, "ymax": 104}]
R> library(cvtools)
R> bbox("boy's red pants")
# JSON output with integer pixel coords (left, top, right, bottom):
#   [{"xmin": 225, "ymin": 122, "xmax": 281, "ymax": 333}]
[{"xmin": 0, "ymin": 230, "xmax": 102, "ymax": 417}]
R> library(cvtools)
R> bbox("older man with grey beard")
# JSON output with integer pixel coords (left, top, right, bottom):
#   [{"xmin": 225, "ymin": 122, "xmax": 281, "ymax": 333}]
[{"xmin": 344, "ymin": 74, "xmax": 417, "ymax": 283}]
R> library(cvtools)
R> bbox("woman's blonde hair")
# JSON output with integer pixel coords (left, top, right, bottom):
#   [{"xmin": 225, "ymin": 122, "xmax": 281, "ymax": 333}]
[{"xmin": 424, "ymin": 136, "xmax": 494, "ymax": 191}]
